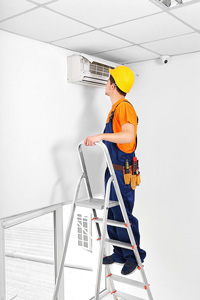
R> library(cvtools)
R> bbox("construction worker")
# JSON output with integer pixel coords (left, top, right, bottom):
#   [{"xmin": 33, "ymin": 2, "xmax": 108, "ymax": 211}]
[{"xmin": 84, "ymin": 66, "xmax": 146, "ymax": 275}]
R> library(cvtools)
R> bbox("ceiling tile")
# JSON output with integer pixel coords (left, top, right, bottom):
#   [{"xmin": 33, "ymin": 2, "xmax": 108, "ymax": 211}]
[
  {"xmin": 47, "ymin": 0, "xmax": 162, "ymax": 28},
  {"xmin": 0, "ymin": 0, "xmax": 36, "ymax": 22},
  {"xmin": 52, "ymin": 30, "xmax": 132, "ymax": 54},
  {"xmin": 104, "ymin": 12, "xmax": 194, "ymax": 44},
  {"xmin": 142, "ymin": 33, "xmax": 200, "ymax": 55},
  {"xmin": 171, "ymin": 2, "xmax": 200, "ymax": 30},
  {"xmin": 0, "ymin": 7, "xmax": 93, "ymax": 42},
  {"xmin": 94, "ymin": 46, "xmax": 159, "ymax": 64}
]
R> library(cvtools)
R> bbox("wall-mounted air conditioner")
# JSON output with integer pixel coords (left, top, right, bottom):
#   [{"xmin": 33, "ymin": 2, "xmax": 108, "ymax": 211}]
[{"xmin": 67, "ymin": 54, "xmax": 118, "ymax": 88}]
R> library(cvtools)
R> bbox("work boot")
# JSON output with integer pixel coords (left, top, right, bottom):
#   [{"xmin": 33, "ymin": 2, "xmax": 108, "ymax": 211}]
[
  {"xmin": 121, "ymin": 260, "xmax": 138, "ymax": 275},
  {"xmin": 102, "ymin": 255, "xmax": 115, "ymax": 265}
]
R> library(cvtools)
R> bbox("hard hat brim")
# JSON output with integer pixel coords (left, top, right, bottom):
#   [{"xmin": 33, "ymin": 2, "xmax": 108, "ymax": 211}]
[{"xmin": 109, "ymin": 68, "xmax": 114, "ymax": 77}]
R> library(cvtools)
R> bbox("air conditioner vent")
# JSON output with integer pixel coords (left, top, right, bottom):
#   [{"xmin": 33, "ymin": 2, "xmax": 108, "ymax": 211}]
[{"xmin": 89, "ymin": 62, "xmax": 111, "ymax": 77}]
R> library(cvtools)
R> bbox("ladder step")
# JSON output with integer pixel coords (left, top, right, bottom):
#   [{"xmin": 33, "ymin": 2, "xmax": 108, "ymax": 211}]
[
  {"xmin": 111, "ymin": 274, "xmax": 144, "ymax": 289},
  {"xmin": 105, "ymin": 238, "xmax": 133, "ymax": 250},
  {"xmin": 93, "ymin": 218, "xmax": 128, "ymax": 228},
  {"xmin": 115, "ymin": 291, "xmax": 146, "ymax": 300},
  {"xmin": 76, "ymin": 198, "xmax": 119, "ymax": 210}
]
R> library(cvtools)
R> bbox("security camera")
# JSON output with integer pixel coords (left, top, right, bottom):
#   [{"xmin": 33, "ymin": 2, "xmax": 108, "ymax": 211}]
[{"xmin": 160, "ymin": 56, "xmax": 170, "ymax": 64}]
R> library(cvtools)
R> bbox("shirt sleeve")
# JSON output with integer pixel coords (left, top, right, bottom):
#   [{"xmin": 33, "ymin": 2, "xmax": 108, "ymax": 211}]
[{"xmin": 115, "ymin": 102, "xmax": 137, "ymax": 127}]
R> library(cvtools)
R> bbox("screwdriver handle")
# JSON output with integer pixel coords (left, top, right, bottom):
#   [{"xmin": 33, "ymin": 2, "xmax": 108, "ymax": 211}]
[
  {"xmin": 133, "ymin": 157, "xmax": 137, "ymax": 175},
  {"xmin": 125, "ymin": 159, "xmax": 130, "ymax": 174}
]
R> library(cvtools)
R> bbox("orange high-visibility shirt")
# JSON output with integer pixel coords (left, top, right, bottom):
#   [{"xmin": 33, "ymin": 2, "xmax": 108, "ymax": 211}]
[{"xmin": 106, "ymin": 98, "xmax": 137, "ymax": 153}]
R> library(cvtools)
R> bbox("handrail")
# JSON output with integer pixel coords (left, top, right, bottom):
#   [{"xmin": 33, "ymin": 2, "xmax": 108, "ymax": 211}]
[{"xmin": 1, "ymin": 203, "xmax": 64, "ymax": 229}]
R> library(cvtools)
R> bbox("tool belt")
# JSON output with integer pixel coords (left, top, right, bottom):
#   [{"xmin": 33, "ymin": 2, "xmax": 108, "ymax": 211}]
[{"xmin": 113, "ymin": 160, "xmax": 141, "ymax": 190}]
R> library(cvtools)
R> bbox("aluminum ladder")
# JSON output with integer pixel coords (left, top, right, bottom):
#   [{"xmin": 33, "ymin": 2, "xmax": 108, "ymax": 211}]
[{"xmin": 52, "ymin": 141, "xmax": 154, "ymax": 300}]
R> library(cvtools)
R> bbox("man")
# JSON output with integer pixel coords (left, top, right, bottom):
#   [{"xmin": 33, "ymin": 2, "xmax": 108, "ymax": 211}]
[{"xmin": 84, "ymin": 66, "xmax": 146, "ymax": 275}]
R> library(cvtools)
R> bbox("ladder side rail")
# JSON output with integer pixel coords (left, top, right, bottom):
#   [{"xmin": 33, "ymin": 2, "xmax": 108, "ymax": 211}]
[
  {"xmin": 125, "ymin": 222, "xmax": 154, "ymax": 300},
  {"xmin": 78, "ymin": 142, "xmax": 104, "ymax": 264},
  {"xmin": 111, "ymin": 167, "xmax": 154, "ymax": 300},
  {"xmin": 95, "ymin": 142, "xmax": 154, "ymax": 300},
  {"xmin": 78, "ymin": 143, "xmax": 113, "ymax": 297},
  {"xmin": 112, "ymin": 181, "xmax": 154, "ymax": 300},
  {"xmin": 89, "ymin": 289, "xmax": 110, "ymax": 300},
  {"xmin": 78, "ymin": 143, "xmax": 93, "ymax": 199},
  {"xmin": 78, "ymin": 143, "xmax": 102, "ymax": 240},
  {"xmin": 104, "ymin": 257, "xmax": 117, "ymax": 300},
  {"xmin": 95, "ymin": 142, "xmax": 116, "ymax": 180},
  {"xmin": 94, "ymin": 176, "xmax": 117, "ymax": 300},
  {"xmin": 52, "ymin": 173, "xmax": 84, "ymax": 300},
  {"xmin": 92, "ymin": 208, "xmax": 101, "ymax": 239}
]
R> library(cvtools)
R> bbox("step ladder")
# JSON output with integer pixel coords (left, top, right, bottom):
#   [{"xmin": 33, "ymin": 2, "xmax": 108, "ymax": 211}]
[{"xmin": 52, "ymin": 141, "xmax": 154, "ymax": 300}]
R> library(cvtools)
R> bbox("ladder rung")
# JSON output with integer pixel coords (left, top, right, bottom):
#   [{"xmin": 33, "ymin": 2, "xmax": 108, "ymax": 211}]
[
  {"xmin": 111, "ymin": 274, "xmax": 144, "ymax": 289},
  {"xmin": 93, "ymin": 218, "xmax": 128, "ymax": 228},
  {"xmin": 116, "ymin": 291, "xmax": 146, "ymax": 300},
  {"xmin": 76, "ymin": 198, "xmax": 119, "ymax": 210},
  {"xmin": 105, "ymin": 238, "xmax": 133, "ymax": 250}
]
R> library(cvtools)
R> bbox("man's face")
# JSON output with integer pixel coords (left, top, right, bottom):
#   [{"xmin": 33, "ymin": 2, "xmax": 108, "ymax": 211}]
[{"xmin": 105, "ymin": 78, "xmax": 114, "ymax": 96}]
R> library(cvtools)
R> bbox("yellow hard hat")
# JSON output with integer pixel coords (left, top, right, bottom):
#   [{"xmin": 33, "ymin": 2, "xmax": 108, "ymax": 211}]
[{"xmin": 109, "ymin": 66, "xmax": 135, "ymax": 93}]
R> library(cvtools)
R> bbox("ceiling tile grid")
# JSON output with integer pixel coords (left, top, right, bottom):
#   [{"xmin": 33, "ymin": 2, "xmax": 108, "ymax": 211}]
[
  {"xmin": 171, "ymin": 1, "xmax": 200, "ymax": 30},
  {"xmin": 0, "ymin": 0, "xmax": 36, "ymax": 22},
  {"xmin": 0, "ymin": 0, "xmax": 200, "ymax": 63},
  {"xmin": 93, "ymin": 46, "xmax": 160, "ymax": 64},
  {"xmin": 27, "ymin": 0, "xmax": 59, "ymax": 4},
  {"xmin": 52, "ymin": 31, "xmax": 132, "ymax": 55},
  {"xmin": 46, "ymin": 0, "xmax": 162, "ymax": 28},
  {"xmin": 142, "ymin": 32, "xmax": 200, "ymax": 55},
  {"xmin": 0, "ymin": 7, "xmax": 93, "ymax": 42},
  {"xmin": 103, "ymin": 13, "xmax": 194, "ymax": 44}
]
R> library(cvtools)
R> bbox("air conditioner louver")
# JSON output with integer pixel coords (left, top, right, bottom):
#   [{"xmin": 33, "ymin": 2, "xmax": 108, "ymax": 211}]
[{"xmin": 82, "ymin": 76, "xmax": 108, "ymax": 86}]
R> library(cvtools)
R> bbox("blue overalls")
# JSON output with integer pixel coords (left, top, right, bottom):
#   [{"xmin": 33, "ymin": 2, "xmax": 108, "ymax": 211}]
[{"xmin": 103, "ymin": 101, "xmax": 146, "ymax": 264}]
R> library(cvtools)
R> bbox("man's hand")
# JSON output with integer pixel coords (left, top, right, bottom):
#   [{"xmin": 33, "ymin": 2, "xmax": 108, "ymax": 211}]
[
  {"xmin": 84, "ymin": 123, "xmax": 134, "ymax": 146},
  {"xmin": 84, "ymin": 134, "xmax": 102, "ymax": 146}
]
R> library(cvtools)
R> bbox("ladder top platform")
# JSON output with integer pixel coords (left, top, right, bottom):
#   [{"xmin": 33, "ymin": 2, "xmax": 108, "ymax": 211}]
[{"xmin": 76, "ymin": 198, "xmax": 119, "ymax": 210}]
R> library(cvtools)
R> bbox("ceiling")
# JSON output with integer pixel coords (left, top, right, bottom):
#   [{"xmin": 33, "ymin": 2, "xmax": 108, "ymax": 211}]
[{"xmin": 1, "ymin": 0, "xmax": 200, "ymax": 64}]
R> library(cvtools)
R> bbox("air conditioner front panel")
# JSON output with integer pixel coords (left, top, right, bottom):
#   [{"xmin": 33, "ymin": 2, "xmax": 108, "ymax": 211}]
[{"xmin": 67, "ymin": 54, "xmax": 118, "ymax": 87}]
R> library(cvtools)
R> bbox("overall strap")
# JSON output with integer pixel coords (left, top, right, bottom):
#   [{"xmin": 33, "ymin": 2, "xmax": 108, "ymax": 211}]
[
  {"xmin": 110, "ymin": 100, "xmax": 139, "ymax": 123},
  {"xmin": 110, "ymin": 100, "xmax": 139, "ymax": 151}
]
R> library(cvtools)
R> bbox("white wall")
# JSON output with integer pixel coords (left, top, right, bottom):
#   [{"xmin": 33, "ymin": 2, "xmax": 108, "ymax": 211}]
[
  {"xmin": 127, "ymin": 54, "xmax": 200, "ymax": 300},
  {"xmin": 0, "ymin": 30, "xmax": 109, "ymax": 219},
  {"xmin": 1, "ymin": 29, "xmax": 200, "ymax": 300}
]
